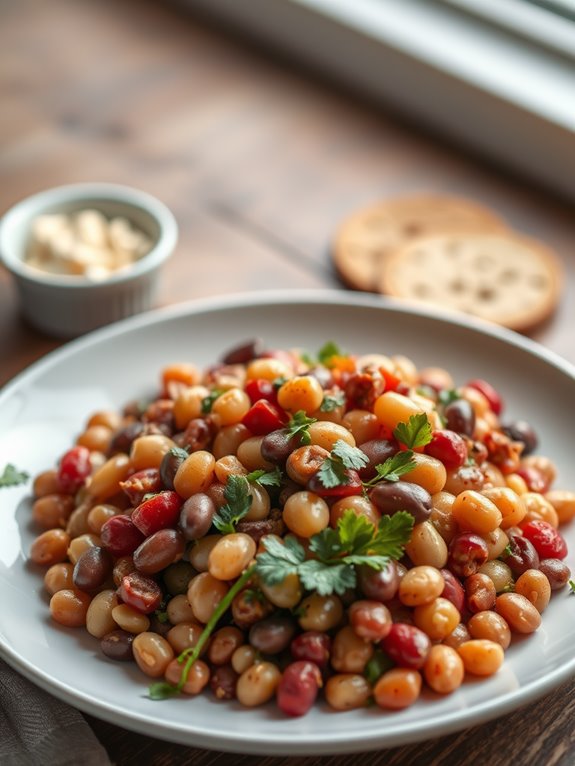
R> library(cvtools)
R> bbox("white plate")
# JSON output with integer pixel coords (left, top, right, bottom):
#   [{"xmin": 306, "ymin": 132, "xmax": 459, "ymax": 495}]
[{"xmin": 1, "ymin": 290, "xmax": 575, "ymax": 755}]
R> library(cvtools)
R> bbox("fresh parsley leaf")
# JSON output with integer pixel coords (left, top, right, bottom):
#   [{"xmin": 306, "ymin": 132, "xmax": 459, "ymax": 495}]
[
  {"xmin": 370, "ymin": 512, "xmax": 415, "ymax": 560},
  {"xmin": 318, "ymin": 341, "xmax": 344, "ymax": 367},
  {"xmin": 256, "ymin": 535, "xmax": 306, "ymax": 586},
  {"xmin": 364, "ymin": 650, "xmax": 395, "ymax": 686},
  {"xmin": 500, "ymin": 544, "xmax": 512, "ymax": 559},
  {"xmin": 212, "ymin": 475, "xmax": 252, "ymax": 534},
  {"xmin": 201, "ymin": 389, "xmax": 224, "ymax": 414},
  {"xmin": 317, "ymin": 440, "xmax": 369, "ymax": 488},
  {"xmin": 273, "ymin": 376, "xmax": 289, "ymax": 390},
  {"xmin": 363, "ymin": 451, "xmax": 417, "ymax": 486},
  {"xmin": 245, "ymin": 467, "xmax": 283, "ymax": 487},
  {"xmin": 168, "ymin": 446, "xmax": 189, "ymax": 461},
  {"xmin": 393, "ymin": 413, "xmax": 433, "ymax": 449},
  {"xmin": 0, "ymin": 464, "xmax": 30, "ymax": 488},
  {"xmin": 320, "ymin": 392, "xmax": 345, "ymax": 412},
  {"xmin": 148, "ymin": 681, "xmax": 179, "ymax": 700},
  {"xmin": 242, "ymin": 588, "xmax": 266, "ymax": 604},
  {"xmin": 438, "ymin": 389, "xmax": 460, "ymax": 406},
  {"xmin": 297, "ymin": 559, "xmax": 356, "ymax": 596},
  {"xmin": 308, "ymin": 526, "xmax": 342, "ymax": 561},
  {"xmin": 285, "ymin": 411, "xmax": 317, "ymax": 446},
  {"xmin": 299, "ymin": 352, "xmax": 316, "ymax": 367},
  {"xmin": 336, "ymin": 511, "xmax": 375, "ymax": 555}
]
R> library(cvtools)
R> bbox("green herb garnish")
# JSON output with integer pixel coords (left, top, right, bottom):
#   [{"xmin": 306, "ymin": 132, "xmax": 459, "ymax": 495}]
[
  {"xmin": 318, "ymin": 341, "xmax": 345, "ymax": 367},
  {"xmin": 317, "ymin": 440, "xmax": 369, "ymax": 489},
  {"xmin": 393, "ymin": 413, "xmax": 433, "ymax": 449},
  {"xmin": 212, "ymin": 475, "xmax": 252, "ymax": 534},
  {"xmin": 362, "ymin": 451, "xmax": 417, "ymax": 486},
  {"xmin": 285, "ymin": 410, "xmax": 317, "ymax": 446},
  {"xmin": 201, "ymin": 389, "xmax": 225, "ymax": 414},
  {"xmin": 364, "ymin": 649, "xmax": 395, "ymax": 686},
  {"xmin": 569, "ymin": 580, "xmax": 575, "ymax": 594},
  {"xmin": 245, "ymin": 467, "xmax": 283, "ymax": 487},
  {"xmin": 438, "ymin": 389, "xmax": 460, "ymax": 406},
  {"xmin": 320, "ymin": 392, "xmax": 346, "ymax": 412},
  {"xmin": 0, "ymin": 464, "xmax": 30, "ymax": 488}
]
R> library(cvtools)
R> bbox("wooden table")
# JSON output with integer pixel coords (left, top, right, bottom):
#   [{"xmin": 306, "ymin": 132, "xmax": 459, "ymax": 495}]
[{"xmin": 1, "ymin": 0, "xmax": 574, "ymax": 763}]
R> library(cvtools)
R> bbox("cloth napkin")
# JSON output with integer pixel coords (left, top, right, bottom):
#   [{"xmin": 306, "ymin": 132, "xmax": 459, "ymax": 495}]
[{"xmin": 0, "ymin": 658, "xmax": 111, "ymax": 766}]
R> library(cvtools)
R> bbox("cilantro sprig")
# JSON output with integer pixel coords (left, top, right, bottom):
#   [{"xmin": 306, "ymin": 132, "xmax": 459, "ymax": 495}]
[
  {"xmin": 317, "ymin": 440, "xmax": 369, "ymax": 489},
  {"xmin": 285, "ymin": 411, "xmax": 317, "ymax": 446},
  {"xmin": 201, "ymin": 389, "xmax": 225, "ymax": 414},
  {"xmin": 0, "ymin": 464, "xmax": 30, "ymax": 488},
  {"xmin": 393, "ymin": 413, "xmax": 432, "ymax": 449},
  {"xmin": 245, "ymin": 467, "xmax": 283, "ymax": 487},
  {"xmin": 318, "ymin": 341, "xmax": 345, "ymax": 367},
  {"xmin": 362, "ymin": 451, "xmax": 417, "ymax": 486},
  {"xmin": 320, "ymin": 392, "xmax": 345, "ymax": 412},
  {"xmin": 212, "ymin": 475, "xmax": 252, "ymax": 534},
  {"xmin": 256, "ymin": 509, "xmax": 414, "ymax": 596}
]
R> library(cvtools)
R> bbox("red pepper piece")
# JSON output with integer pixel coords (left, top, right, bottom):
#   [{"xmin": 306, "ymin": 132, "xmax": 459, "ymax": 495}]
[
  {"xmin": 131, "ymin": 490, "xmax": 183, "ymax": 536},
  {"xmin": 242, "ymin": 399, "xmax": 287, "ymax": 435},
  {"xmin": 245, "ymin": 378, "xmax": 278, "ymax": 405}
]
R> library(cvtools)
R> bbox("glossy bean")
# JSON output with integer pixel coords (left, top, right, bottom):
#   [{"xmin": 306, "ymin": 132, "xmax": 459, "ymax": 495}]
[{"xmin": 132, "ymin": 632, "xmax": 174, "ymax": 678}]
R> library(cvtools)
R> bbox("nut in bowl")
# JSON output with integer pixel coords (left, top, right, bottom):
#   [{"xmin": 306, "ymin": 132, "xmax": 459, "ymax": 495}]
[{"xmin": 0, "ymin": 183, "xmax": 178, "ymax": 338}]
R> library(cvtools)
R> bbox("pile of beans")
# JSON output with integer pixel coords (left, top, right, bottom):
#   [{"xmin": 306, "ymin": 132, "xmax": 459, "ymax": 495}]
[{"xmin": 28, "ymin": 340, "xmax": 575, "ymax": 715}]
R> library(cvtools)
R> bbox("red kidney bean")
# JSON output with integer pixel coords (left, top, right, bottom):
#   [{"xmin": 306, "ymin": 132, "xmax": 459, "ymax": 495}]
[
  {"xmin": 249, "ymin": 616, "xmax": 297, "ymax": 654},
  {"xmin": 119, "ymin": 468, "xmax": 162, "ymax": 505},
  {"xmin": 131, "ymin": 491, "xmax": 183, "ymax": 536},
  {"xmin": 440, "ymin": 568, "xmax": 465, "ymax": 612},
  {"xmin": 448, "ymin": 533, "xmax": 489, "ymax": 578},
  {"xmin": 358, "ymin": 561, "xmax": 400, "ymax": 602},
  {"xmin": 57, "ymin": 446, "xmax": 92, "ymax": 493},
  {"xmin": 356, "ymin": 440, "xmax": 398, "ymax": 481},
  {"xmin": 506, "ymin": 534, "xmax": 540, "ymax": 577},
  {"xmin": 109, "ymin": 422, "xmax": 145, "ymax": 455},
  {"xmin": 520, "ymin": 520, "xmax": 567, "ymax": 560},
  {"xmin": 276, "ymin": 661, "xmax": 322, "ymax": 717},
  {"xmin": 179, "ymin": 418, "xmax": 216, "ymax": 453},
  {"xmin": 101, "ymin": 515, "xmax": 146, "ymax": 557},
  {"xmin": 133, "ymin": 528, "xmax": 185, "ymax": 574},
  {"xmin": 369, "ymin": 481, "xmax": 432, "ymax": 524},
  {"xmin": 222, "ymin": 339, "xmax": 263, "ymax": 365},
  {"xmin": 539, "ymin": 558, "xmax": 571, "ymax": 590},
  {"xmin": 466, "ymin": 378, "xmax": 503, "ymax": 415},
  {"xmin": 73, "ymin": 546, "xmax": 113, "ymax": 592},
  {"xmin": 180, "ymin": 493, "xmax": 216, "ymax": 541},
  {"xmin": 465, "ymin": 573, "xmax": 496, "ymax": 613},
  {"xmin": 261, "ymin": 429, "xmax": 302, "ymax": 465},
  {"xmin": 382, "ymin": 623, "xmax": 430, "ymax": 669},
  {"xmin": 290, "ymin": 631, "xmax": 331, "ymax": 669},
  {"xmin": 501, "ymin": 421, "xmax": 538, "ymax": 456},
  {"xmin": 348, "ymin": 600, "xmax": 392, "ymax": 641},
  {"xmin": 425, "ymin": 430, "xmax": 467, "ymax": 469},
  {"xmin": 210, "ymin": 664, "xmax": 239, "ymax": 700},
  {"xmin": 118, "ymin": 571, "xmax": 162, "ymax": 614},
  {"xmin": 444, "ymin": 399, "xmax": 475, "ymax": 437},
  {"xmin": 100, "ymin": 629, "xmax": 135, "ymax": 661}
]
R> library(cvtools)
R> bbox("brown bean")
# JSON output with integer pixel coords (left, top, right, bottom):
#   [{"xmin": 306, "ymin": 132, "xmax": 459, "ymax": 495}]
[
  {"xmin": 467, "ymin": 611, "xmax": 511, "ymax": 649},
  {"xmin": 133, "ymin": 528, "xmax": 185, "ymax": 574},
  {"xmin": 495, "ymin": 593, "xmax": 541, "ymax": 634},
  {"xmin": 100, "ymin": 629, "xmax": 135, "ymax": 661},
  {"xmin": 73, "ymin": 546, "xmax": 113, "ymax": 592},
  {"xmin": 515, "ymin": 569, "xmax": 551, "ymax": 613},
  {"xmin": 539, "ymin": 558, "xmax": 571, "ymax": 590},
  {"xmin": 30, "ymin": 529, "xmax": 71, "ymax": 566},
  {"xmin": 465, "ymin": 573, "xmax": 496, "ymax": 614}
]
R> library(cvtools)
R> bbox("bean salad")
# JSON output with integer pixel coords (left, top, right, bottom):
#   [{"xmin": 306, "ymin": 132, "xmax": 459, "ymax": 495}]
[{"xmin": 28, "ymin": 339, "xmax": 575, "ymax": 715}]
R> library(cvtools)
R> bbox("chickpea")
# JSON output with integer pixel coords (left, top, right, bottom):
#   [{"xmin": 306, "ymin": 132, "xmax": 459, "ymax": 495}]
[
  {"xmin": 208, "ymin": 533, "xmax": 257, "ymax": 581},
  {"xmin": 173, "ymin": 386, "xmax": 210, "ymax": 430},
  {"xmin": 331, "ymin": 495, "xmax": 380, "ymax": 528},
  {"xmin": 373, "ymin": 669, "xmax": 422, "ymax": 710},
  {"xmin": 77, "ymin": 425, "xmax": 113, "ymax": 453},
  {"xmin": 86, "ymin": 589, "xmax": 118, "ymax": 638},
  {"xmin": 174, "ymin": 451, "xmax": 216, "ymax": 499},
  {"xmin": 283, "ymin": 491, "xmax": 329, "ymax": 538},
  {"xmin": 50, "ymin": 588, "xmax": 92, "ymax": 627},
  {"xmin": 132, "ymin": 632, "xmax": 174, "ymax": 678},
  {"xmin": 246, "ymin": 358, "xmax": 293, "ymax": 382},
  {"xmin": 482, "ymin": 486, "xmax": 526, "ymax": 529},
  {"xmin": 401, "ymin": 454, "xmax": 447, "ymax": 495},
  {"xmin": 545, "ymin": 490, "xmax": 575, "ymax": 524},
  {"xmin": 44, "ymin": 562, "xmax": 74, "ymax": 595},
  {"xmin": 298, "ymin": 593, "xmax": 344, "ymax": 632},
  {"xmin": 325, "ymin": 674, "xmax": 371, "ymax": 711},
  {"xmin": 452, "ymin": 490, "xmax": 502, "ymax": 535},
  {"xmin": 308, "ymin": 421, "xmax": 355, "ymax": 451},
  {"xmin": 495, "ymin": 593, "xmax": 542, "ymax": 634},
  {"xmin": 188, "ymin": 572, "xmax": 229, "ymax": 624},
  {"xmin": 212, "ymin": 424, "xmax": 251, "ymax": 460},
  {"xmin": 331, "ymin": 626, "xmax": 374, "ymax": 674},
  {"xmin": 399, "ymin": 566, "xmax": 445, "ymax": 607},
  {"xmin": 521, "ymin": 492, "xmax": 559, "ymax": 527},
  {"xmin": 165, "ymin": 659, "xmax": 210, "ymax": 695},
  {"xmin": 277, "ymin": 375, "xmax": 324, "ymax": 414},
  {"xmin": 404, "ymin": 521, "xmax": 448, "ymax": 568},
  {"xmin": 32, "ymin": 494, "xmax": 75, "ymax": 530},
  {"xmin": 30, "ymin": 529, "xmax": 71, "ymax": 566},
  {"xmin": 236, "ymin": 662, "xmax": 282, "ymax": 707},
  {"xmin": 111, "ymin": 604, "xmax": 150, "ymax": 634},
  {"xmin": 212, "ymin": 388, "xmax": 251, "ymax": 426},
  {"xmin": 423, "ymin": 645, "xmax": 464, "ymax": 694},
  {"xmin": 166, "ymin": 622, "xmax": 204, "ymax": 654},
  {"xmin": 373, "ymin": 392, "xmax": 423, "ymax": 432},
  {"xmin": 467, "ymin": 611, "xmax": 511, "ymax": 649},
  {"xmin": 413, "ymin": 598, "xmax": 460, "ymax": 640},
  {"xmin": 342, "ymin": 410, "xmax": 379, "ymax": 444},
  {"xmin": 457, "ymin": 640, "xmax": 504, "ymax": 676},
  {"xmin": 514, "ymin": 570, "xmax": 551, "ymax": 614}
]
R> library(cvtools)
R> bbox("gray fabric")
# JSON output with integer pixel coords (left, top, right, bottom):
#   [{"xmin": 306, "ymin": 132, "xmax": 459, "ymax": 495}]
[{"xmin": 0, "ymin": 658, "xmax": 111, "ymax": 766}]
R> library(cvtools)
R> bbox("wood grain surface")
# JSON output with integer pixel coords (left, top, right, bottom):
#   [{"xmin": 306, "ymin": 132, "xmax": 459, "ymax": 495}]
[{"xmin": 1, "ymin": 0, "xmax": 574, "ymax": 763}]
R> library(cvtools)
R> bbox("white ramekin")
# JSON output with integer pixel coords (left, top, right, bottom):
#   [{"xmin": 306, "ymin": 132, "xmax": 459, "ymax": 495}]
[{"xmin": 0, "ymin": 183, "xmax": 178, "ymax": 338}]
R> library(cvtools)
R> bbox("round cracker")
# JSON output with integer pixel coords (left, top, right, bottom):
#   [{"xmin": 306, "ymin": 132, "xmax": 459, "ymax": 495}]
[
  {"xmin": 379, "ymin": 231, "xmax": 562, "ymax": 332},
  {"xmin": 332, "ymin": 195, "xmax": 508, "ymax": 292}
]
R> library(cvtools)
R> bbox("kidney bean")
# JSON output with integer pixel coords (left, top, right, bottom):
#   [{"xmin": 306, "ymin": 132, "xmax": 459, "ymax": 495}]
[
  {"xmin": 358, "ymin": 561, "xmax": 400, "ymax": 602},
  {"xmin": 100, "ymin": 629, "xmax": 135, "ymax": 661},
  {"xmin": 466, "ymin": 378, "xmax": 503, "ymax": 415},
  {"xmin": 369, "ymin": 481, "xmax": 432, "ymax": 524},
  {"xmin": 277, "ymin": 661, "xmax": 322, "ymax": 717},
  {"xmin": 356, "ymin": 439, "xmax": 398, "ymax": 481},
  {"xmin": 109, "ymin": 422, "xmax": 145, "ymax": 455},
  {"xmin": 440, "ymin": 569, "xmax": 465, "ymax": 612},
  {"xmin": 465, "ymin": 573, "xmax": 496, "ymax": 613},
  {"xmin": 101, "ymin": 515, "xmax": 145, "ymax": 557},
  {"xmin": 382, "ymin": 623, "xmax": 430, "ymax": 669},
  {"xmin": 179, "ymin": 493, "xmax": 216, "ymax": 541},
  {"xmin": 425, "ymin": 430, "xmax": 467, "ymax": 469},
  {"xmin": 133, "ymin": 528, "xmax": 185, "ymax": 574},
  {"xmin": 495, "ymin": 593, "xmax": 541, "ymax": 634},
  {"xmin": 502, "ymin": 420, "xmax": 538, "ymax": 455},
  {"xmin": 222, "ymin": 339, "xmax": 263, "ymax": 365},
  {"xmin": 444, "ymin": 399, "xmax": 475, "ymax": 437},
  {"xmin": 210, "ymin": 664, "xmax": 239, "ymax": 700},
  {"xmin": 118, "ymin": 571, "xmax": 163, "ymax": 614},
  {"xmin": 179, "ymin": 418, "xmax": 216, "ymax": 453},
  {"xmin": 249, "ymin": 616, "xmax": 297, "ymax": 655},
  {"xmin": 448, "ymin": 533, "xmax": 489, "ymax": 578},
  {"xmin": 57, "ymin": 446, "xmax": 92, "ymax": 494},
  {"xmin": 261, "ymin": 429, "xmax": 302, "ymax": 464},
  {"xmin": 520, "ymin": 520, "xmax": 567, "ymax": 560},
  {"xmin": 506, "ymin": 533, "xmax": 540, "ymax": 577},
  {"xmin": 290, "ymin": 631, "xmax": 332, "ymax": 669},
  {"xmin": 539, "ymin": 558, "xmax": 571, "ymax": 590},
  {"xmin": 131, "ymin": 491, "xmax": 183, "ymax": 536},
  {"xmin": 73, "ymin": 546, "xmax": 113, "ymax": 592}
]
